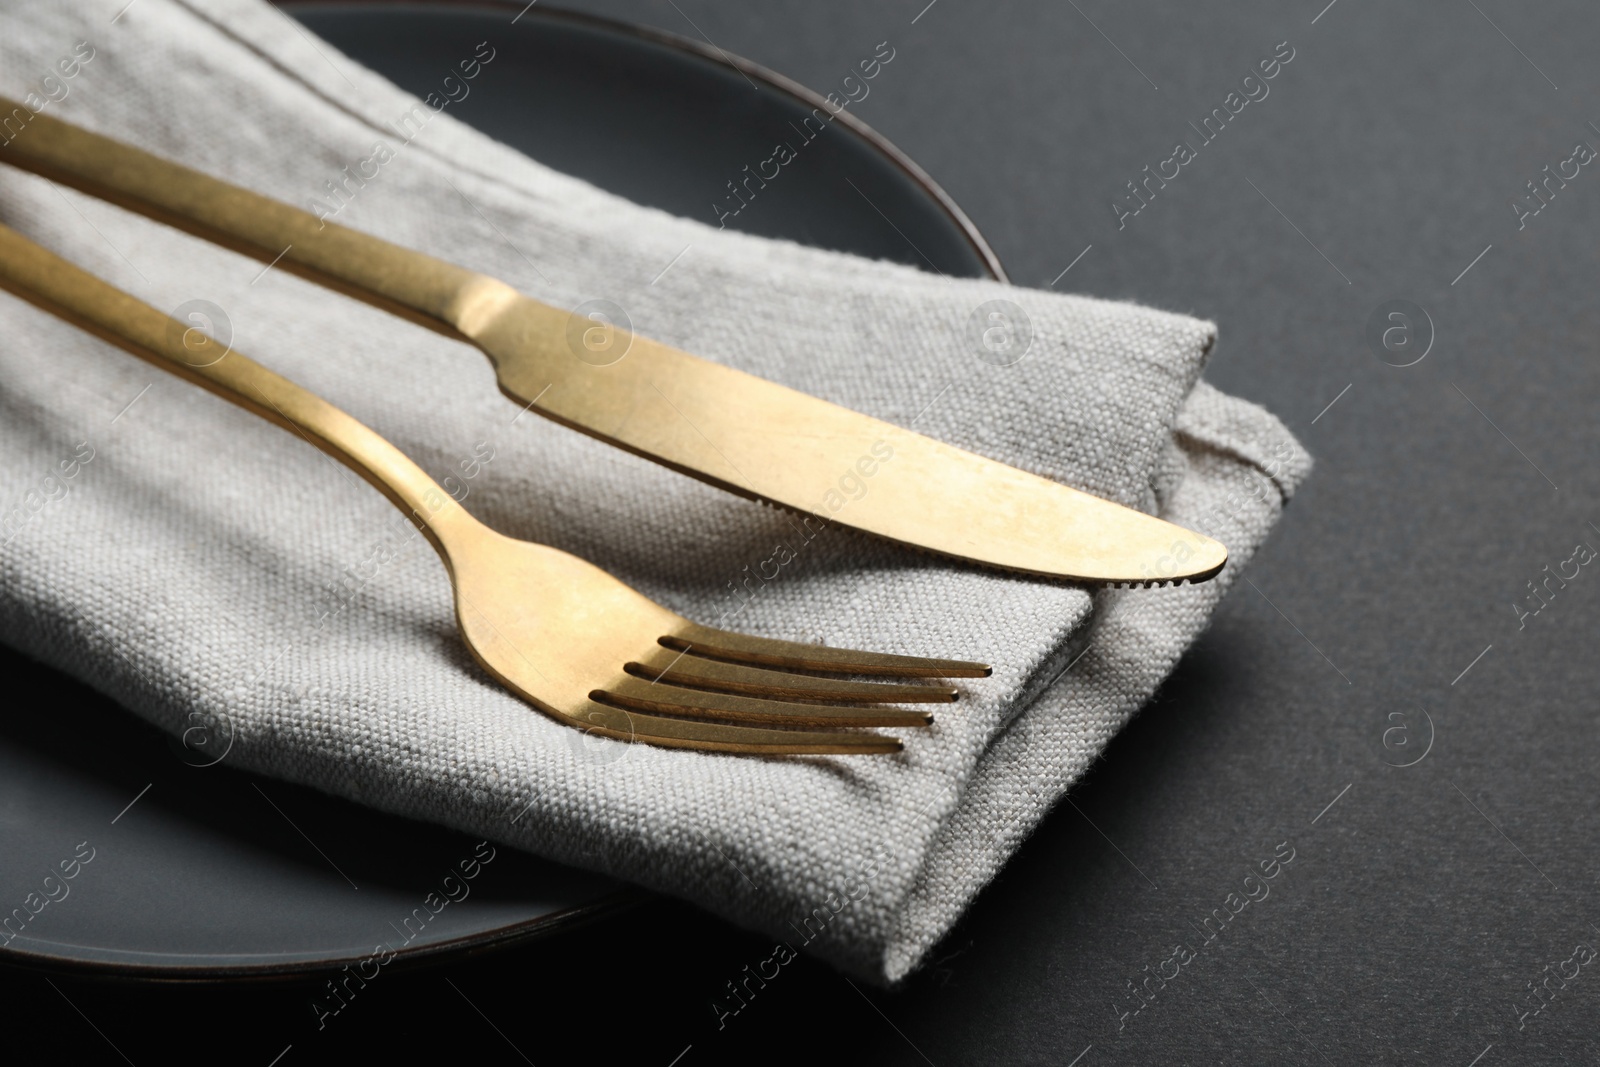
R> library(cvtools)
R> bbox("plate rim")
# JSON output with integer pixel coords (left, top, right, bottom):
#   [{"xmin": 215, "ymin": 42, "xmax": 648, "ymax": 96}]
[
  {"xmin": 0, "ymin": 887, "xmax": 649, "ymax": 983},
  {"xmin": 280, "ymin": 0, "xmax": 1009, "ymax": 283},
  {"xmin": 0, "ymin": 0, "xmax": 1007, "ymax": 984}
]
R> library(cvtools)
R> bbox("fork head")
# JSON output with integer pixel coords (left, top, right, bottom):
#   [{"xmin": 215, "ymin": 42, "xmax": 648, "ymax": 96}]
[{"xmin": 445, "ymin": 524, "xmax": 989, "ymax": 756}]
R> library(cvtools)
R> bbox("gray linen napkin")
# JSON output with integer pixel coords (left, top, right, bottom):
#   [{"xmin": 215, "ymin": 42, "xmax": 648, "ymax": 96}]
[{"xmin": 0, "ymin": 0, "xmax": 1309, "ymax": 982}]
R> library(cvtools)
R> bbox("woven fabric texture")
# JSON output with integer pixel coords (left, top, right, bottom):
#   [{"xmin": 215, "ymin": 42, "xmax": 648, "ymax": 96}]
[{"xmin": 0, "ymin": 0, "xmax": 1309, "ymax": 982}]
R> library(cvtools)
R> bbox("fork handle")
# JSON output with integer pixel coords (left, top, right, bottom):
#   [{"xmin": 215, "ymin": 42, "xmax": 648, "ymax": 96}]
[
  {"xmin": 0, "ymin": 99, "xmax": 515, "ymax": 341},
  {"xmin": 0, "ymin": 222, "xmax": 475, "ymax": 552}
]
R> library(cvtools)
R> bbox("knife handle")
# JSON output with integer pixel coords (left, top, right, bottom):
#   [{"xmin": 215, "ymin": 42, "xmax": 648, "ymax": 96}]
[
  {"xmin": 0, "ymin": 220, "xmax": 474, "ymax": 552},
  {"xmin": 0, "ymin": 98, "xmax": 518, "ymax": 342}
]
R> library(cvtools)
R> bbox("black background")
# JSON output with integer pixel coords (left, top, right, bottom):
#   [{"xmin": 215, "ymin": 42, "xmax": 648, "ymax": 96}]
[{"xmin": 8, "ymin": 1, "xmax": 1600, "ymax": 1064}]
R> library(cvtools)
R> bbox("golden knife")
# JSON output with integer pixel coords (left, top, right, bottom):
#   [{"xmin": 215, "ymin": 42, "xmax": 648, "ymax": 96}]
[{"xmin": 0, "ymin": 100, "xmax": 1224, "ymax": 585}]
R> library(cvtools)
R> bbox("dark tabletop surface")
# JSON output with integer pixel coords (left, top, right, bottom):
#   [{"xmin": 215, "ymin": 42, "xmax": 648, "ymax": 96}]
[{"xmin": 9, "ymin": 2, "xmax": 1600, "ymax": 1064}]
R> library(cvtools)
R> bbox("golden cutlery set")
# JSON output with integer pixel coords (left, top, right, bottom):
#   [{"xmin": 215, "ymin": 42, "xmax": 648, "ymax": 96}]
[{"xmin": 0, "ymin": 101, "xmax": 1226, "ymax": 755}]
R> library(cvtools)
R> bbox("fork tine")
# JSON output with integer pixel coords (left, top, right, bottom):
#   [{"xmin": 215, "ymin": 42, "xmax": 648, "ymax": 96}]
[
  {"xmin": 667, "ymin": 623, "xmax": 992, "ymax": 678},
  {"xmin": 629, "ymin": 647, "xmax": 959, "ymax": 704},
  {"xmin": 566, "ymin": 700, "xmax": 903, "ymax": 755},
  {"xmin": 595, "ymin": 676, "xmax": 936, "ymax": 728}
]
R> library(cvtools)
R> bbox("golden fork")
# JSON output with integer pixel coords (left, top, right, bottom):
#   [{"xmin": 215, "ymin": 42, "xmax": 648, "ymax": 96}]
[{"xmin": 0, "ymin": 223, "xmax": 988, "ymax": 755}]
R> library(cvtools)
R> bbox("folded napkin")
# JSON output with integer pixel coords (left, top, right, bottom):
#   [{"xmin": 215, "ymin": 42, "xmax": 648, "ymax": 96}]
[{"xmin": 0, "ymin": 0, "xmax": 1309, "ymax": 982}]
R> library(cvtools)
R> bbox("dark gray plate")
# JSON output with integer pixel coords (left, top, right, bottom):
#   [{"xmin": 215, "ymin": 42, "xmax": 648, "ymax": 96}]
[
  {"xmin": 291, "ymin": 1, "xmax": 1004, "ymax": 277},
  {"xmin": 0, "ymin": 1, "xmax": 1000, "ymax": 979}
]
